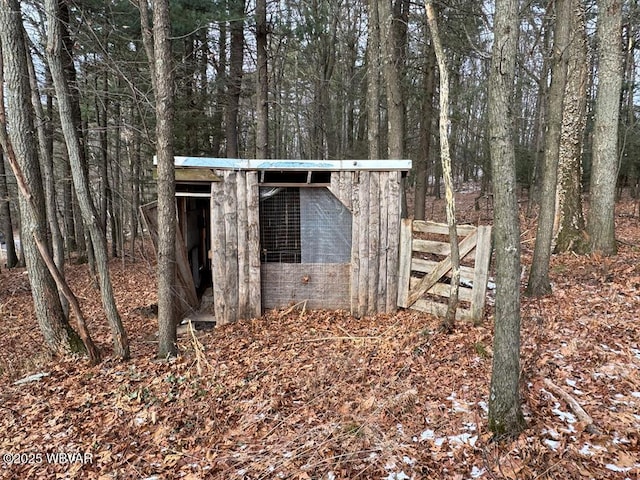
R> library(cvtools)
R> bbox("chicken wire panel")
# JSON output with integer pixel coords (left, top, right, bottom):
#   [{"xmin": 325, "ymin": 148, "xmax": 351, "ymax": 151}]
[
  {"xmin": 259, "ymin": 187, "xmax": 352, "ymax": 264},
  {"xmin": 299, "ymin": 188, "xmax": 352, "ymax": 263}
]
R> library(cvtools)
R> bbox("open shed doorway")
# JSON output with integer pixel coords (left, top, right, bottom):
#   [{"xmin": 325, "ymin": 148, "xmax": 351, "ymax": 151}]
[{"xmin": 177, "ymin": 195, "xmax": 211, "ymax": 298}]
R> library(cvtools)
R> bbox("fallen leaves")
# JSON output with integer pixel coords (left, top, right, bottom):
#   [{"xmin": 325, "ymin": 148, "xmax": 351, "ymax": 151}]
[{"xmin": 1, "ymin": 196, "xmax": 640, "ymax": 478}]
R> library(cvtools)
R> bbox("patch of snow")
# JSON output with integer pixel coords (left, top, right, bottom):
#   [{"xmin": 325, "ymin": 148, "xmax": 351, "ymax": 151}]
[
  {"xmin": 403, "ymin": 456, "xmax": 416, "ymax": 466},
  {"xmin": 552, "ymin": 403, "xmax": 577, "ymax": 424},
  {"xmin": 326, "ymin": 472, "xmax": 336, "ymax": 480},
  {"xmin": 631, "ymin": 392, "xmax": 640, "ymax": 398},
  {"xmin": 543, "ymin": 439, "xmax": 560, "ymax": 451},
  {"xmin": 605, "ymin": 464, "xmax": 633, "ymax": 473},
  {"xmin": 542, "ymin": 428, "xmax": 560, "ymax": 440},
  {"xmin": 448, "ymin": 433, "xmax": 478, "ymax": 447},
  {"xmin": 578, "ymin": 443, "xmax": 606, "ymax": 457},
  {"xmin": 420, "ymin": 429, "xmax": 435, "ymax": 441},
  {"xmin": 630, "ymin": 348, "xmax": 640, "ymax": 360},
  {"xmin": 477, "ymin": 401, "xmax": 488, "ymax": 413},
  {"xmin": 385, "ymin": 472, "xmax": 411, "ymax": 480},
  {"xmin": 565, "ymin": 379, "xmax": 577, "ymax": 387},
  {"xmin": 13, "ymin": 372, "xmax": 49, "ymax": 385},
  {"xmin": 463, "ymin": 422, "xmax": 477, "ymax": 432},
  {"xmin": 470, "ymin": 466, "xmax": 486, "ymax": 478},
  {"xmin": 434, "ymin": 437, "xmax": 446, "ymax": 447}
]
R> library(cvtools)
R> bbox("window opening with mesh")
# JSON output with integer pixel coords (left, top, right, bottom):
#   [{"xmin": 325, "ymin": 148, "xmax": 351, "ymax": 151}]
[{"xmin": 259, "ymin": 186, "xmax": 352, "ymax": 264}]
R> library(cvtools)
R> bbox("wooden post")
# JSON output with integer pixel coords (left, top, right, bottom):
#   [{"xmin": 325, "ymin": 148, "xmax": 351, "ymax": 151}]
[
  {"xmin": 367, "ymin": 171, "xmax": 380, "ymax": 314},
  {"xmin": 223, "ymin": 171, "xmax": 239, "ymax": 324},
  {"xmin": 246, "ymin": 171, "xmax": 261, "ymax": 318},
  {"xmin": 211, "ymin": 179, "xmax": 226, "ymax": 324},
  {"xmin": 350, "ymin": 172, "xmax": 361, "ymax": 315},
  {"xmin": 357, "ymin": 171, "xmax": 370, "ymax": 317},
  {"xmin": 471, "ymin": 225, "xmax": 492, "ymax": 322},
  {"xmin": 385, "ymin": 171, "xmax": 401, "ymax": 312},
  {"xmin": 236, "ymin": 171, "xmax": 249, "ymax": 319},
  {"xmin": 377, "ymin": 172, "xmax": 389, "ymax": 310},
  {"xmin": 397, "ymin": 218, "xmax": 413, "ymax": 308}
]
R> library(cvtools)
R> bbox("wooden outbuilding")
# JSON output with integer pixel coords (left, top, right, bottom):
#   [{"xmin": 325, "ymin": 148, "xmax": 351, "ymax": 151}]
[{"xmin": 171, "ymin": 157, "xmax": 412, "ymax": 324}]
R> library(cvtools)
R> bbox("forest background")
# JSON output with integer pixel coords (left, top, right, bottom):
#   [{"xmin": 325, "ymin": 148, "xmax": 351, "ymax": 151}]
[{"xmin": 0, "ymin": 0, "xmax": 639, "ymax": 478}]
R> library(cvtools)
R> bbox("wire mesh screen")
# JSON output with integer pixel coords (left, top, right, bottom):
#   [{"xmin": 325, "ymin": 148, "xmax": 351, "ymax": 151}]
[
  {"xmin": 259, "ymin": 187, "xmax": 301, "ymax": 262},
  {"xmin": 259, "ymin": 187, "xmax": 352, "ymax": 264}
]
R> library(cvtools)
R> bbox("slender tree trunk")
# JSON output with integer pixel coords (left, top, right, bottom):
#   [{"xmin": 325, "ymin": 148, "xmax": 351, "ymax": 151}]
[
  {"xmin": 149, "ymin": 0, "xmax": 178, "ymax": 358},
  {"xmin": 587, "ymin": 0, "xmax": 623, "ymax": 255},
  {"xmin": 0, "ymin": 41, "xmax": 17, "ymax": 270},
  {"xmin": 367, "ymin": 0, "xmax": 381, "ymax": 160},
  {"xmin": 256, "ymin": 0, "xmax": 269, "ymax": 159},
  {"xmin": 527, "ymin": 0, "xmax": 572, "ymax": 296},
  {"xmin": 0, "ymin": 0, "xmax": 83, "ymax": 355},
  {"xmin": 46, "ymin": 0, "xmax": 130, "ymax": 360},
  {"xmin": 414, "ymin": 37, "xmax": 436, "ymax": 221},
  {"xmin": 487, "ymin": 0, "xmax": 526, "ymax": 437},
  {"xmin": 425, "ymin": 1, "xmax": 459, "ymax": 330},
  {"xmin": 378, "ymin": 0, "xmax": 404, "ymax": 160},
  {"xmin": 0, "ymin": 149, "xmax": 17, "ymax": 268},
  {"xmin": 226, "ymin": 0, "xmax": 244, "ymax": 158}
]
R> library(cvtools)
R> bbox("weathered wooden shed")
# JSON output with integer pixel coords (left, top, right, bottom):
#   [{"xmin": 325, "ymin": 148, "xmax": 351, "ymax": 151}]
[{"xmin": 171, "ymin": 157, "xmax": 412, "ymax": 325}]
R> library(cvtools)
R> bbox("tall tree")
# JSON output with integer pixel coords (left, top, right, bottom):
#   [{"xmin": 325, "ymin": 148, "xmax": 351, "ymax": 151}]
[
  {"xmin": 378, "ymin": 0, "xmax": 404, "ymax": 160},
  {"xmin": 587, "ymin": 0, "xmax": 624, "ymax": 255},
  {"xmin": 0, "ymin": 0, "xmax": 82, "ymax": 355},
  {"xmin": 255, "ymin": 0, "xmax": 269, "ymax": 159},
  {"xmin": 425, "ymin": 1, "xmax": 460, "ymax": 330},
  {"xmin": 144, "ymin": 0, "xmax": 178, "ymax": 358},
  {"xmin": 367, "ymin": 0, "xmax": 381, "ymax": 160},
  {"xmin": 226, "ymin": 0, "xmax": 244, "ymax": 158},
  {"xmin": 554, "ymin": 0, "xmax": 589, "ymax": 253},
  {"xmin": 527, "ymin": 0, "xmax": 572, "ymax": 296},
  {"xmin": 413, "ymin": 36, "xmax": 436, "ymax": 221},
  {"xmin": 487, "ymin": 0, "xmax": 526, "ymax": 436},
  {"xmin": 46, "ymin": 0, "xmax": 130, "ymax": 360}
]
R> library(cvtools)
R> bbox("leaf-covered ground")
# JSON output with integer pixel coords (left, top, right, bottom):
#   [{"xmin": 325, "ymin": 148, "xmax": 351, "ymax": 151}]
[{"xmin": 0, "ymin": 194, "xmax": 639, "ymax": 479}]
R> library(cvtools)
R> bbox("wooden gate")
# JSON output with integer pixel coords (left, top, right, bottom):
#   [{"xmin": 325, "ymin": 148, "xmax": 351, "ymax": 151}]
[{"xmin": 397, "ymin": 220, "xmax": 492, "ymax": 322}]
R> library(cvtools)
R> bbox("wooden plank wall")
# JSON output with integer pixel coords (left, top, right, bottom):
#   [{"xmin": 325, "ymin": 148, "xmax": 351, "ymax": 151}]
[
  {"xmin": 330, "ymin": 170, "xmax": 402, "ymax": 316},
  {"xmin": 210, "ymin": 171, "xmax": 261, "ymax": 325}
]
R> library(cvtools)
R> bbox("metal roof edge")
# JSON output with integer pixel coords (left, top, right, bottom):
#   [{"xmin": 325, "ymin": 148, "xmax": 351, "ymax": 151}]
[{"xmin": 163, "ymin": 156, "xmax": 412, "ymax": 171}]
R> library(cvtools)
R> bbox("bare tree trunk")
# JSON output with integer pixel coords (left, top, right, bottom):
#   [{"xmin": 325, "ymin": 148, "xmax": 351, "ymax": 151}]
[
  {"xmin": 378, "ymin": 0, "xmax": 404, "ymax": 160},
  {"xmin": 487, "ymin": 0, "xmax": 526, "ymax": 437},
  {"xmin": 367, "ymin": 0, "xmax": 381, "ymax": 160},
  {"xmin": 226, "ymin": 0, "xmax": 244, "ymax": 158},
  {"xmin": 147, "ymin": 0, "xmax": 178, "ymax": 358},
  {"xmin": 256, "ymin": 0, "xmax": 269, "ymax": 159},
  {"xmin": 414, "ymin": 36, "xmax": 436, "ymax": 221},
  {"xmin": 0, "ymin": 1, "xmax": 83, "ymax": 355},
  {"xmin": 425, "ymin": 1, "xmax": 459, "ymax": 330},
  {"xmin": 527, "ymin": 0, "xmax": 572, "ymax": 296},
  {"xmin": 587, "ymin": 0, "xmax": 623, "ymax": 255},
  {"xmin": 0, "ymin": 150, "xmax": 17, "ymax": 268},
  {"xmin": 554, "ymin": 0, "xmax": 588, "ymax": 253},
  {"xmin": 46, "ymin": 0, "xmax": 130, "ymax": 360}
]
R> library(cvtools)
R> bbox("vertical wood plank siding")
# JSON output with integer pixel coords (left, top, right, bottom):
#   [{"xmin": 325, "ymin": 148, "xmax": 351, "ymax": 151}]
[
  {"xmin": 210, "ymin": 169, "xmax": 403, "ymax": 322},
  {"xmin": 211, "ymin": 171, "xmax": 261, "ymax": 324}
]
